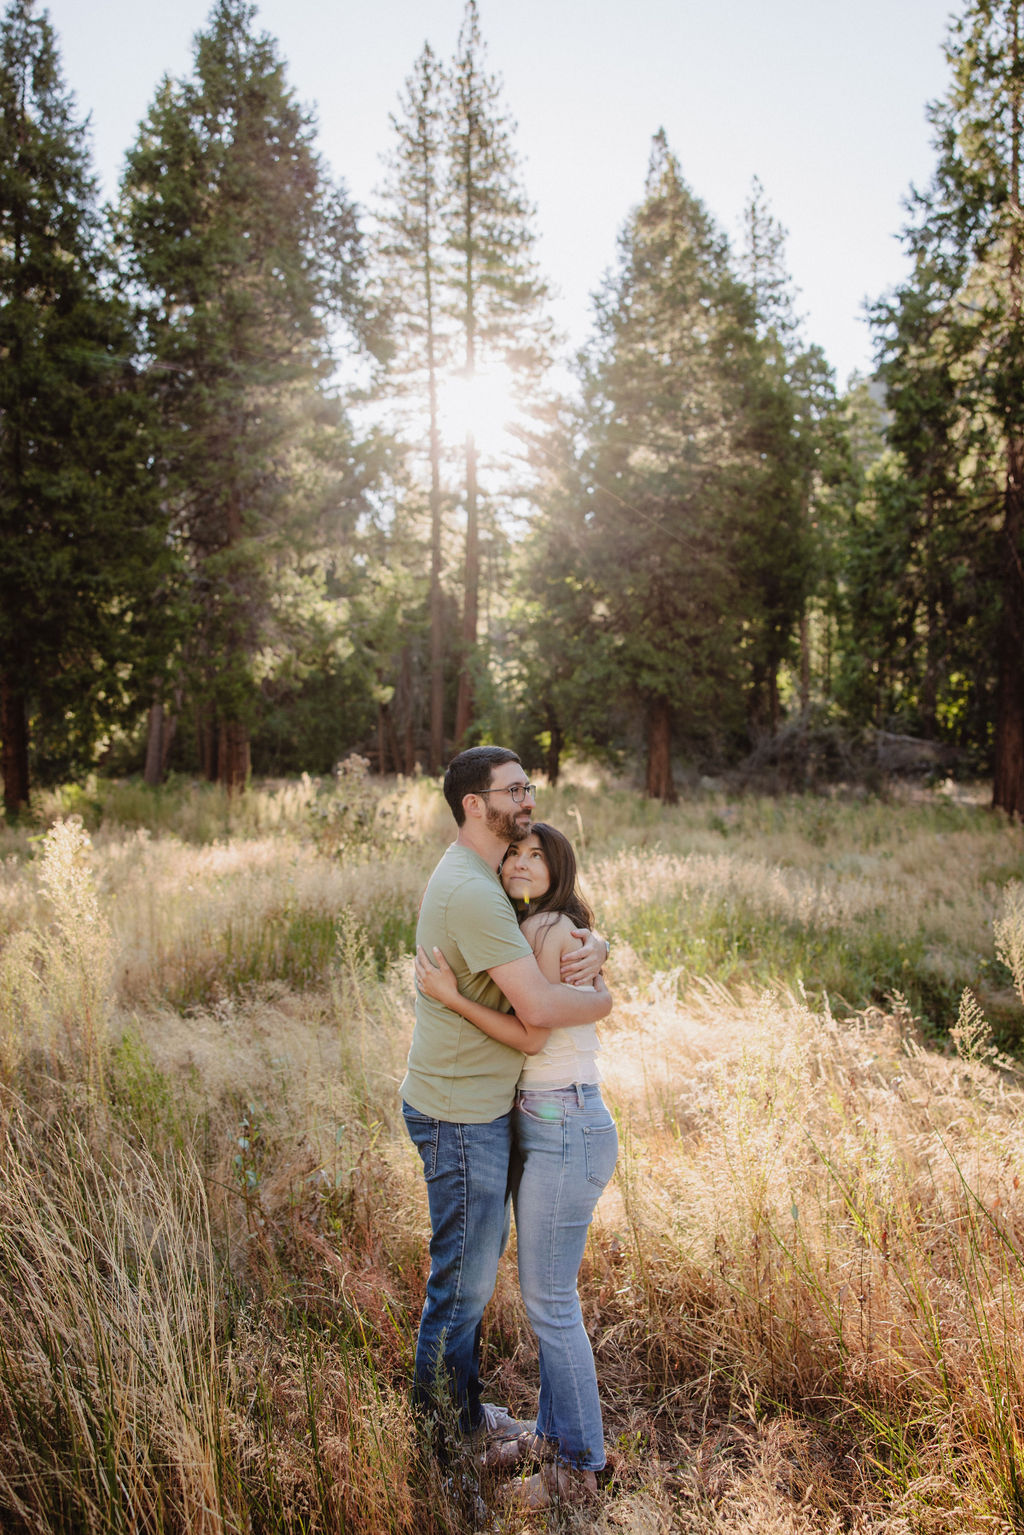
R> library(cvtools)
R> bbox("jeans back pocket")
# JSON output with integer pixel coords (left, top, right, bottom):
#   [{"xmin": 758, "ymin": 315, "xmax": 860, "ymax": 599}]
[{"xmin": 583, "ymin": 1119, "xmax": 619, "ymax": 1188}]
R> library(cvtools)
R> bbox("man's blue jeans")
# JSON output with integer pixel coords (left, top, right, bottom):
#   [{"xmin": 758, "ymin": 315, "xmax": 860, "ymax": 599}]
[{"xmin": 402, "ymin": 1101, "xmax": 513, "ymax": 1433}]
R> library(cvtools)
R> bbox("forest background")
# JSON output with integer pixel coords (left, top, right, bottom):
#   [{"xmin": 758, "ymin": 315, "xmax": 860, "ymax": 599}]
[{"xmin": 4, "ymin": 0, "xmax": 1024, "ymax": 814}]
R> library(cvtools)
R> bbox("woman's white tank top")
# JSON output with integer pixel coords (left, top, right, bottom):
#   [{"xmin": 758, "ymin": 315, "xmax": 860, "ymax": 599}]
[{"xmin": 516, "ymin": 983, "xmax": 602, "ymax": 1089}]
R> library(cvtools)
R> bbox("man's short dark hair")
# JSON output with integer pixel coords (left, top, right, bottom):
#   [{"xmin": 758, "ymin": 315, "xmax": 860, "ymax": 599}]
[{"xmin": 444, "ymin": 746, "xmax": 521, "ymax": 826}]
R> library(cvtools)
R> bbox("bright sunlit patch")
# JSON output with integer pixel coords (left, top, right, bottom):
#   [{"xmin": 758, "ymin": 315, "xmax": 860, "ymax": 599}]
[{"xmin": 436, "ymin": 363, "xmax": 521, "ymax": 460}]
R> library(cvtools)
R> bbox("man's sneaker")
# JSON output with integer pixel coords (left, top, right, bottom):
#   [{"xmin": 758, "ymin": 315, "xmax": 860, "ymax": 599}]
[
  {"xmin": 476, "ymin": 1402, "xmax": 537, "ymax": 1468},
  {"xmin": 441, "ymin": 1470, "xmax": 488, "ymax": 1523}
]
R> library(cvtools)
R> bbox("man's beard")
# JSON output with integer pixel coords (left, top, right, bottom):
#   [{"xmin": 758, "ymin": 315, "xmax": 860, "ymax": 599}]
[{"xmin": 485, "ymin": 800, "xmax": 529, "ymax": 844}]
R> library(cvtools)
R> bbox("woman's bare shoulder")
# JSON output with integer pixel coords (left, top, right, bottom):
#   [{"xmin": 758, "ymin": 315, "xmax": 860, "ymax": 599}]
[{"xmin": 520, "ymin": 910, "xmax": 579, "ymax": 955}]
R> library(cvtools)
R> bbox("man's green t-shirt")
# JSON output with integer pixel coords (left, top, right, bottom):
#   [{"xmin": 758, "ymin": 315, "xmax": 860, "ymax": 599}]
[{"xmin": 401, "ymin": 842, "xmax": 533, "ymax": 1123}]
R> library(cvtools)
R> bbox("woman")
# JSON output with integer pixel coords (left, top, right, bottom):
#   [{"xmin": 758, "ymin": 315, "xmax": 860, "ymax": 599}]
[{"xmin": 415, "ymin": 822, "xmax": 617, "ymax": 1506}]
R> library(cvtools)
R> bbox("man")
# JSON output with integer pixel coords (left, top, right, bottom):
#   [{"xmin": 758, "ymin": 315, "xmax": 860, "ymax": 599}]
[{"xmin": 401, "ymin": 745, "xmax": 611, "ymax": 1463}]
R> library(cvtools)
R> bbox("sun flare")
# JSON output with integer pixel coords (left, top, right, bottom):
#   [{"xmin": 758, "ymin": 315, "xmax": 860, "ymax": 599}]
[{"xmin": 436, "ymin": 363, "xmax": 521, "ymax": 459}]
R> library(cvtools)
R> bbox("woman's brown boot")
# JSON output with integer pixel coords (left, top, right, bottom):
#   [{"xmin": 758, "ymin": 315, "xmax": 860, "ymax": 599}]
[{"xmin": 510, "ymin": 1462, "xmax": 599, "ymax": 1509}]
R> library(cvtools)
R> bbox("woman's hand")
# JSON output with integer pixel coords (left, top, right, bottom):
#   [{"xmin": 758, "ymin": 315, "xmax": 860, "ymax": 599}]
[
  {"xmin": 560, "ymin": 928, "xmax": 610, "ymax": 986},
  {"xmin": 415, "ymin": 944, "xmax": 463, "ymax": 1009}
]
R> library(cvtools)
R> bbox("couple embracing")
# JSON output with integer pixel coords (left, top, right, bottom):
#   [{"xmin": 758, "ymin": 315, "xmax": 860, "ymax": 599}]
[{"xmin": 401, "ymin": 745, "xmax": 617, "ymax": 1508}]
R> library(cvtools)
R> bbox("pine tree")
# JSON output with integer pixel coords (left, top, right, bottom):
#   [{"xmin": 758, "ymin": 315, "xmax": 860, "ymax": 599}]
[
  {"xmin": 369, "ymin": 4, "xmax": 552, "ymax": 759},
  {"xmin": 739, "ymin": 176, "xmax": 802, "ymax": 348},
  {"xmin": 737, "ymin": 179, "xmax": 837, "ymax": 726},
  {"xmin": 846, "ymin": 258, "xmax": 984, "ymax": 740},
  {"xmin": 573, "ymin": 132, "xmax": 768, "ymax": 800},
  {"xmin": 0, "ymin": 0, "xmax": 165, "ymax": 815},
  {"xmin": 119, "ymin": 0, "xmax": 365, "ymax": 789},
  {"xmin": 445, "ymin": 0, "xmax": 551, "ymax": 745},
  {"xmin": 373, "ymin": 42, "xmax": 452, "ymax": 771},
  {"xmin": 504, "ymin": 409, "xmax": 629, "ymax": 782},
  {"xmin": 886, "ymin": 0, "xmax": 1024, "ymax": 810}
]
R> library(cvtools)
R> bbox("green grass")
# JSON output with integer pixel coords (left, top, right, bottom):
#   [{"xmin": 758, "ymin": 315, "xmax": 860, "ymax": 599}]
[{"xmin": 613, "ymin": 889, "xmax": 969, "ymax": 1030}]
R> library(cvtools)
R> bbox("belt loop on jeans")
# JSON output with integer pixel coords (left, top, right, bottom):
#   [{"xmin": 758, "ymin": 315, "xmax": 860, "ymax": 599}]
[{"xmin": 575, "ymin": 1083, "xmax": 585, "ymax": 1108}]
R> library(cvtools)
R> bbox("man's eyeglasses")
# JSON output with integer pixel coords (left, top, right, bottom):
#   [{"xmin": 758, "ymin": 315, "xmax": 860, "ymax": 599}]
[{"xmin": 477, "ymin": 782, "xmax": 537, "ymax": 805}]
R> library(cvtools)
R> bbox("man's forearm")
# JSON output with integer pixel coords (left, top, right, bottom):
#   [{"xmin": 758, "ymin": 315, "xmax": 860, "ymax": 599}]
[{"xmin": 516, "ymin": 978, "xmax": 612, "ymax": 1031}]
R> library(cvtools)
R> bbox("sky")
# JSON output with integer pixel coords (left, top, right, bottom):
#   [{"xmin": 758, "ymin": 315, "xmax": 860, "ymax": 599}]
[{"xmin": 42, "ymin": 0, "xmax": 957, "ymax": 387}]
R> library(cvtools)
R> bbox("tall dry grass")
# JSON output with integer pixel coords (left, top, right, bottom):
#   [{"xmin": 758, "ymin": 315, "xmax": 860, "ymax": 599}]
[
  {"xmin": 1, "ymin": 770, "xmax": 1023, "ymax": 1531},
  {"xmin": 0, "ymin": 818, "xmax": 114, "ymax": 1092}
]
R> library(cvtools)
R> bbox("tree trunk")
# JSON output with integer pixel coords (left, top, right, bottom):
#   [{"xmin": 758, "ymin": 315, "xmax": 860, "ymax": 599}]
[
  {"xmin": 216, "ymin": 719, "xmax": 250, "ymax": 793},
  {"xmin": 144, "ymin": 700, "xmax": 165, "ymax": 786},
  {"xmin": 747, "ymin": 657, "xmax": 773, "ymax": 740},
  {"xmin": 645, "ymin": 696, "xmax": 677, "ymax": 803},
  {"xmin": 799, "ymin": 611, "xmax": 811, "ymax": 713},
  {"xmin": 377, "ymin": 706, "xmax": 389, "ymax": 774},
  {"xmin": 1, "ymin": 676, "xmax": 30, "ymax": 816},
  {"xmin": 404, "ymin": 711, "xmax": 416, "ymax": 776},
  {"xmin": 160, "ymin": 700, "xmax": 179, "ymax": 779},
  {"xmin": 213, "ymin": 489, "xmax": 250, "ymax": 794},
  {"xmin": 993, "ymin": 432, "xmax": 1024, "ymax": 815},
  {"xmin": 454, "ymin": 427, "xmax": 479, "ymax": 748},
  {"xmin": 377, "ymin": 701, "xmax": 401, "ymax": 776},
  {"xmin": 144, "ymin": 698, "xmax": 179, "ymax": 785},
  {"xmin": 994, "ymin": 17, "xmax": 1024, "ymax": 815},
  {"xmin": 544, "ymin": 703, "xmax": 562, "ymax": 786},
  {"xmin": 428, "ymin": 405, "xmax": 445, "ymax": 774},
  {"xmin": 399, "ymin": 645, "xmax": 416, "ymax": 773},
  {"xmin": 197, "ymin": 704, "xmax": 217, "ymax": 782},
  {"xmin": 921, "ymin": 588, "xmax": 939, "ymax": 740}
]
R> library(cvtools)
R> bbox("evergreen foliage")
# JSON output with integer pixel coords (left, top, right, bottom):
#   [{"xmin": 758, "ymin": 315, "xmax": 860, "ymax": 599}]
[
  {"xmin": 9, "ymin": 0, "xmax": 1024, "ymax": 800},
  {"xmin": 843, "ymin": 279, "xmax": 990, "ymax": 743},
  {"xmin": 562, "ymin": 134, "xmax": 778, "ymax": 798},
  {"xmin": 735, "ymin": 178, "xmax": 823, "ymax": 733},
  {"xmin": 0, "ymin": 0, "xmax": 167, "ymax": 815},
  {"xmin": 372, "ymin": 2, "xmax": 552, "ymax": 755},
  {"xmin": 118, "ymin": 0, "xmax": 369, "ymax": 789},
  {"xmin": 372, "ymin": 42, "xmax": 451, "ymax": 772},
  {"xmin": 868, "ymin": 0, "xmax": 1024, "ymax": 806}
]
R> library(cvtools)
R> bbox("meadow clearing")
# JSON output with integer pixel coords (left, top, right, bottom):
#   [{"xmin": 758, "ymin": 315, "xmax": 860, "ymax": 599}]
[{"xmin": 2, "ymin": 764, "xmax": 1024, "ymax": 1533}]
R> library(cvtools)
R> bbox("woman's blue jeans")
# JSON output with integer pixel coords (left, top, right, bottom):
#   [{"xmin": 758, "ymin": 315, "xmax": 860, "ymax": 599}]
[
  {"xmin": 513, "ymin": 1082, "xmax": 619, "ymax": 1471},
  {"xmin": 402, "ymin": 1102, "xmax": 513, "ymax": 1434}
]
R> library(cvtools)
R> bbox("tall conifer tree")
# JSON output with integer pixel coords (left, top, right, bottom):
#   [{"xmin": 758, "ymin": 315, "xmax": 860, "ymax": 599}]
[
  {"xmin": 575, "ymin": 133, "xmax": 767, "ymax": 800},
  {"xmin": 848, "ymin": 263, "xmax": 978, "ymax": 739},
  {"xmin": 0, "ymin": 0, "xmax": 163, "ymax": 814},
  {"xmin": 445, "ymin": 0, "xmax": 550, "ymax": 745},
  {"xmin": 737, "ymin": 179, "xmax": 835, "ymax": 726},
  {"xmin": 883, "ymin": 0, "xmax": 1024, "ymax": 810},
  {"xmin": 371, "ymin": 3, "xmax": 551, "ymax": 756},
  {"xmin": 119, "ymin": 0, "xmax": 364, "ymax": 789},
  {"xmin": 373, "ymin": 43, "xmax": 451, "ymax": 771}
]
